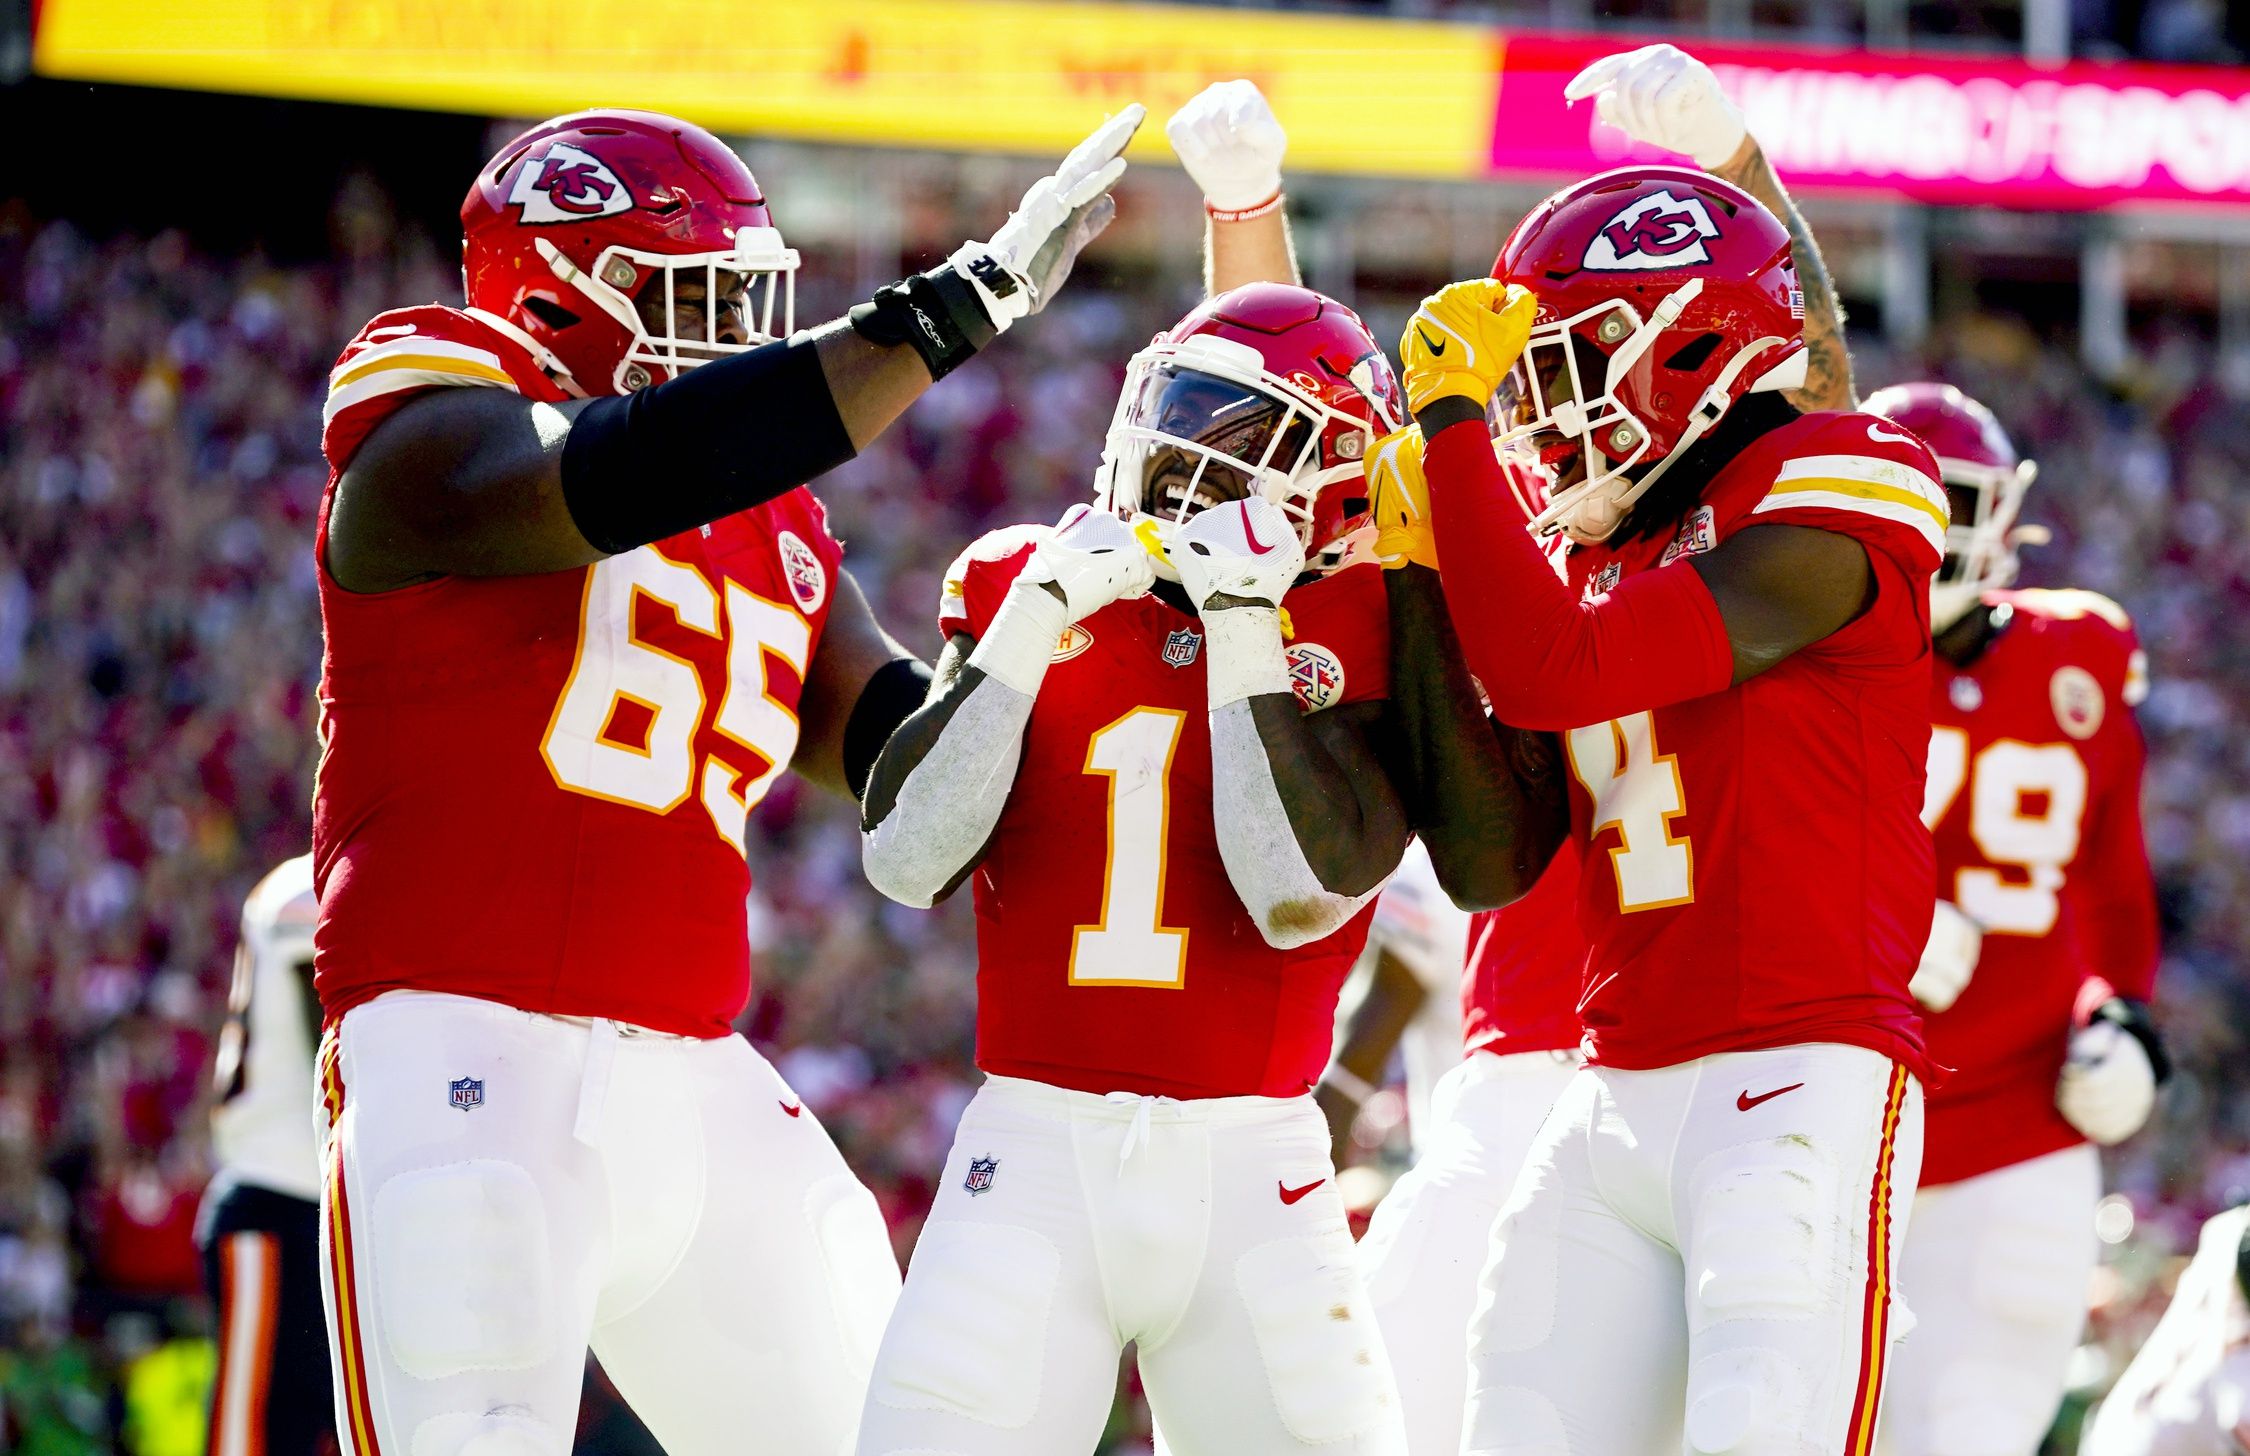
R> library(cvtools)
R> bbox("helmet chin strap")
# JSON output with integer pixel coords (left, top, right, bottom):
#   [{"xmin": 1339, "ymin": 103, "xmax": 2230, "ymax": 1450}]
[{"xmin": 463, "ymin": 307, "xmax": 587, "ymax": 398}]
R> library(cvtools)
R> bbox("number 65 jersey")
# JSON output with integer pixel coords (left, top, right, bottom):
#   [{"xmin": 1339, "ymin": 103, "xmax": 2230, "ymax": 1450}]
[
  {"xmin": 312, "ymin": 305, "xmax": 841, "ymax": 1037},
  {"xmin": 1555, "ymin": 411, "xmax": 1947, "ymax": 1082},
  {"xmin": 939, "ymin": 528, "xmax": 1390, "ymax": 1101},
  {"xmin": 1919, "ymin": 589, "xmax": 2157, "ymax": 1187}
]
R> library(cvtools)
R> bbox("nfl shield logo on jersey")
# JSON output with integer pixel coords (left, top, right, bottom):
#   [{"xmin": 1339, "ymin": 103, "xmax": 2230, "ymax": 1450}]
[
  {"xmin": 964, "ymin": 1155, "xmax": 999, "ymax": 1196},
  {"xmin": 448, "ymin": 1076, "xmax": 484, "ymax": 1111},
  {"xmin": 1161, "ymin": 629, "xmax": 1202, "ymax": 668}
]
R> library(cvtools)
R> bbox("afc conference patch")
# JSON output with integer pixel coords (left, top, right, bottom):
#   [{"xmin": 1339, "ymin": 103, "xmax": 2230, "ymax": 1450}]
[
  {"xmin": 448, "ymin": 1076, "xmax": 484, "ymax": 1111},
  {"xmin": 1286, "ymin": 642, "xmax": 1346, "ymax": 712},
  {"xmin": 964, "ymin": 1155, "xmax": 999, "ymax": 1196},
  {"xmin": 1162, "ymin": 628, "xmax": 1202, "ymax": 668}
]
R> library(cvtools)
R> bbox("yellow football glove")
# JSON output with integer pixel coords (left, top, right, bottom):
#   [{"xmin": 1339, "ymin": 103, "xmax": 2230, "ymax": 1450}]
[
  {"xmin": 1399, "ymin": 279, "xmax": 1538, "ymax": 414},
  {"xmin": 1367, "ymin": 427, "xmax": 1437, "ymax": 571}
]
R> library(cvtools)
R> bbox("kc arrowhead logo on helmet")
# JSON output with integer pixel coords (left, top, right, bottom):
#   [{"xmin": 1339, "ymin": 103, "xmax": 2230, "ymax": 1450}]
[
  {"xmin": 508, "ymin": 142, "xmax": 633, "ymax": 225},
  {"xmin": 1584, "ymin": 190, "xmax": 1722, "ymax": 271}
]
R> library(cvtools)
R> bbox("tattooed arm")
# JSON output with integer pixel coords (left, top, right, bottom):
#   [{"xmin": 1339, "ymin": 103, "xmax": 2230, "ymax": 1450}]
[{"xmin": 1709, "ymin": 137, "xmax": 1855, "ymax": 412}]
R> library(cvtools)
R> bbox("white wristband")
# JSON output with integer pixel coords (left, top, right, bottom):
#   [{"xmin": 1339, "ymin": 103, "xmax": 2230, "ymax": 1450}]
[
  {"xmin": 1201, "ymin": 606, "xmax": 1293, "ymax": 710},
  {"xmin": 968, "ymin": 581, "xmax": 1068, "ymax": 697}
]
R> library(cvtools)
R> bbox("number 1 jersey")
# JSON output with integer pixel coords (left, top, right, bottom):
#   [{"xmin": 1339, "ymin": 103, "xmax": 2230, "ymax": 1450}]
[
  {"xmin": 313, "ymin": 306, "xmax": 842, "ymax": 1037},
  {"xmin": 940, "ymin": 529, "xmax": 1390, "ymax": 1100},
  {"xmin": 1556, "ymin": 411, "xmax": 1946, "ymax": 1082}
]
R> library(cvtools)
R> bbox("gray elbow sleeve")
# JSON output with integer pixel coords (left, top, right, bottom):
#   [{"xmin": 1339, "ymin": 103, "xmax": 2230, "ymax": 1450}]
[
  {"xmin": 861, "ymin": 675, "xmax": 1033, "ymax": 908},
  {"xmin": 1208, "ymin": 699, "xmax": 1380, "ymax": 949}
]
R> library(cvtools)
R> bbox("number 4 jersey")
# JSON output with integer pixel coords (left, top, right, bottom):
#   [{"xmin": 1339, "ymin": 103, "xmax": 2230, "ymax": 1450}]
[
  {"xmin": 940, "ymin": 528, "xmax": 1390, "ymax": 1100},
  {"xmin": 1920, "ymin": 589, "xmax": 2157, "ymax": 1186},
  {"xmin": 1556, "ymin": 410, "xmax": 1946, "ymax": 1083},
  {"xmin": 312, "ymin": 306, "xmax": 842, "ymax": 1037}
]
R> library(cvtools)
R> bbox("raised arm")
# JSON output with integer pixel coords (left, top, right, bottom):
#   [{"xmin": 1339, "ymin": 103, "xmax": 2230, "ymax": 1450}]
[
  {"xmin": 860, "ymin": 508, "xmax": 1153, "ymax": 907},
  {"xmin": 1402, "ymin": 281, "xmax": 1873, "ymax": 732},
  {"xmin": 1170, "ymin": 500, "xmax": 1410, "ymax": 948},
  {"xmin": 1564, "ymin": 44, "xmax": 1854, "ymax": 410},
  {"xmin": 329, "ymin": 108, "xmax": 1143, "ymax": 593},
  {"xmin": 1167, "ymin": 80, "xmax": 1301, "ymax": 296},
  {"xmin": 1368, "ymin": 432, "xmax": 1569, "ymax": 911}
]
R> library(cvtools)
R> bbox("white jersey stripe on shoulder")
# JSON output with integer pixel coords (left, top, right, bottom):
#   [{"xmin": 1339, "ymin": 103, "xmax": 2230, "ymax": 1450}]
[
  {"xmin": 322, "ymin": 366, "xmax": 520, "ymax": 428},
  {"xmin": 1775, "ymin": 453, "xmax": 1947, "ymax": 511},
  {"xmin": 329, "ymin": 335, "xmax": 510, "ymax": 389},
  {"xmin": 1750, "ymin": 488, "xmax": 1945, "ymax": 555}
]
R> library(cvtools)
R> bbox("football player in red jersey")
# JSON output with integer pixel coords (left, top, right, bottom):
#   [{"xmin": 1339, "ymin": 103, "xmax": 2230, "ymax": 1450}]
[
  {"xmin": 310, "ymin": 106, "xmax": 1139, "ymax": 1456},
  {"xmin": 853, "ymin": 282, "xmax": 1517, "ymax": 1455},
  {"xmin": 1861, "ymin": 383, "xmax": 2165, "ymax": 1456},
  {"xmin": 1378, "ymin": 165, "xmax": 1948, "ymax": 1456}
]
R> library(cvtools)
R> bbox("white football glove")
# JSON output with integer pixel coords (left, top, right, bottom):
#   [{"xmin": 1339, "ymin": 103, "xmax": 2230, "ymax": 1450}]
[
  {"xmin": 1911, "ymin": 900, "xmax": 1983, "ymax": 1013},
  {"xmin": 1564, "ymin": 44, "xmax": 1747, "ymax": 170},
  {"xmin": 2058, "ymin": 1013, "xmax": 2160, "ymax": 1145},
  {"xmin": 1018, "ymin": 503, "xmax": 1155, "ymax": 623},
  {"xmin": 1165, "ymin": 79, "xmax": 1287, "ymax": 212},
  {"xmin": 1169, "ymin": 497, "xmax": 1306, "ymax": 612},
  {"xmin": 950, "ymin": 105, "xmax": 1145, "ymax": 332}
]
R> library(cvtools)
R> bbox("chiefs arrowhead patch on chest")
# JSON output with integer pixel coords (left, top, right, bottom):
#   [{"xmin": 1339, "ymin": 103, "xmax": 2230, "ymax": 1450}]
[
  {"xmin": 1286, "ymin": 642, "xmax": 1346, "ymax": 712},
  {"xmin": 2050, "ymin": 665, "xmax": 2104, "ymax": 740},
  {"xmin": 776, "ymin": 529, "xmax": 827, "ymax": 614},
  {"xmin": 1053, "ymin": 623, "xmax": 1095, "ymax": 662}
]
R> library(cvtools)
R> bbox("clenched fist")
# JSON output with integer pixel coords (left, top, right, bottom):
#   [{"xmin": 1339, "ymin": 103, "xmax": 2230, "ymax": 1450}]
[
  {"xmin": 1170, "ymin": 497, "xmax": 1306, "ymax": 612},
  {"xmin": 1166, "ymin": 80, "xmax": 1286, "ymax": 213},
  {"xmin": 1366, "ymin": 428, "xmax": 1437, "ymax": 571},
  {"xmin": 1564, "ymin": 44, "xmax": 1747, "ymax": 170},
  {"xmin": 1020, "ymin": 503, "xmax": 1156, "ymax": 622},
  {"xmin": 1401, "ymin": 280, "xmax": 1538, "ymax": 415}
]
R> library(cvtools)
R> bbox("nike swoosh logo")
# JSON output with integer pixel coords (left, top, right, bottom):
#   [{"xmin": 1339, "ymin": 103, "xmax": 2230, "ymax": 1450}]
[
  {"xmin": 779, "ymin": 1100, "xmax": 804, "ymax": 1118},
  {"xmin": 1241, "ymin": 511, "xmax": 1279, "ymax": 555},
  {"xmin": 1735, "ymin": 1083, "xmax": 1804, "ymax": 1111},
  {"xmin": 1867, "ymin": 422, "xmax": 1916, "ymax": 446},
  {"xmin": 1416, "ymin": 326, "xmax": 1447, "ymax": 357},
  {"xmin": 1278, "ymin": 1177, "xmax": 1327, "ymax": 1205}
]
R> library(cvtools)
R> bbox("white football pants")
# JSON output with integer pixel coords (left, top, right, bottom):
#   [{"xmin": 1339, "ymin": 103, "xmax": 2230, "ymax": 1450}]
[
  {"xmin": 316, "ymin": 991, "xmax": 901, "ymax": 1456},
  {"xmin": 1464, "ymin": 1043, "xmax": 1924, "ymax": 1456},
  {"xmin": 1877, "ymin": 1143, "xmax": 2099, "ymax": 1456},
  {"xmin": 856, "ymin": 1074, "xmax": 1407, "ymax": 1456},
  {"xmin": 1357, "ymin": 1048, "xmax": 1581, "ymax": 1456}
]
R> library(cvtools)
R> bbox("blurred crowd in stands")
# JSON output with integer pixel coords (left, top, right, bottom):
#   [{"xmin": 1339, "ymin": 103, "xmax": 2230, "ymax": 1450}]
[{"xmin": 2, "ymin": 171, "xmax": 2247, "ymax": 1454}]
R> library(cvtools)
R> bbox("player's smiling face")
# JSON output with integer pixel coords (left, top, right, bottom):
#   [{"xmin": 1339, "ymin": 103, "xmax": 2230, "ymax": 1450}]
[{"xmin": 1134, "ymin": 365, "xmax": 1314, "ymax": 523}]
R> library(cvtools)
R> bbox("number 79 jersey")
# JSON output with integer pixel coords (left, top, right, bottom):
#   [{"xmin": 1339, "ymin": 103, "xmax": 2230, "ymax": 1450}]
[
  {"xmin": 1555, "ymin": 411, "xmax": 1946, "ymax": 1082},
  {"xmin": 940, "ymin": 529, "xmax": 1391, "ymax": 1100},
  {"xmin": 1918, "ymin": 589, "xmax": 2157, "ymax": 1186},
  {"xmin": 312, "ymin": 306, "xmax": 840, "ymax": 1037}
]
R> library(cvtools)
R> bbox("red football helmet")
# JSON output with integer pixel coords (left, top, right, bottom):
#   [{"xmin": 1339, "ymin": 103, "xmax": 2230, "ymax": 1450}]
[
  {"xmin": 1096, "ymin": 282, "xmax": 1403, "ymax": 574},
  {"xmin": 461, "ymin": 110, "xmax": 798, "ymax": 397},
  {"xmin": 1863, "ymin": 381, "xmax": 2039, "ymax": 630},
  {"xmin": 1491, "ymin": 166, "xmax": 1807, "ymax": 543}
]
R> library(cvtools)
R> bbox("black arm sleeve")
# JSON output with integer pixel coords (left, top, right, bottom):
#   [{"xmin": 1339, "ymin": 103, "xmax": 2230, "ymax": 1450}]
[
  {"xmin": 842, "ymin": 655, "xmax": 935, "ymax": 802},
  {"xmin": 559, "ymin": 335, "xmax": 854, "ymax": 555}
]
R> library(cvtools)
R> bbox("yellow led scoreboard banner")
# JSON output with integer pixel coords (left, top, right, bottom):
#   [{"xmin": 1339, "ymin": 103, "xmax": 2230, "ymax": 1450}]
[{"xmin": 30, "ymin": 0, "xmax": 1503, "ymax": 181}]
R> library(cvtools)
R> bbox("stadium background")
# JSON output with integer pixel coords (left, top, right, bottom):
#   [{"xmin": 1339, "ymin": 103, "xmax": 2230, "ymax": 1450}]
[{"xmin": 4, "ymin": 0, "xmax": 2250, "ymax": 1451}]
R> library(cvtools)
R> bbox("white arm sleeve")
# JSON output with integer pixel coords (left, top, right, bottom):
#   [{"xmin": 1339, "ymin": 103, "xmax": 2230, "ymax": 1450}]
[
  {"xmin": 860, "ymin": 584, "xmax": 1064, "ymax": 909},
  {"xmin": 1205, "ymin": 609, "xmax": 1385, "ymax": 949}
]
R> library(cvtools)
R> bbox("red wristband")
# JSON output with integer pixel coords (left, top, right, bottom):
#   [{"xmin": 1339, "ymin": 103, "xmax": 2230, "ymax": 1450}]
[{"xmin": 1206, "ymin": 191, "xmax": 1284, "ymax": 223}]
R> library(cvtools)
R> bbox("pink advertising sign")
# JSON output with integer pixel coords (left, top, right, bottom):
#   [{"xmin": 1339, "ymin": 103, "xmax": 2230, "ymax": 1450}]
[{"xmin": 1491, "ymin": 32, "xmax": 2250, "ymax": 211}]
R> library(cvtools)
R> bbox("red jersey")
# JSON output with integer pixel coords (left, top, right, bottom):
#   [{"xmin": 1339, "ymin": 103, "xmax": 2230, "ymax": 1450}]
[
  {"xmin": 1919, "ymin": 589, "xmax": 2157, "ymax": 1186},
  {"xmin": 312, "ymin": 306, "xmax": 843, "ymax": 1037},
  {"xmin": 1558, "ymin": 411, "xmax": 1945, "ymax": 1080},
  {"xmin": 1462, "ymin": 840, "xmax": 1586, "ymax": 1057},
  {"xmin": 940, "ymin": 531, "xmax": 1390, "ymax": 1099}
]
